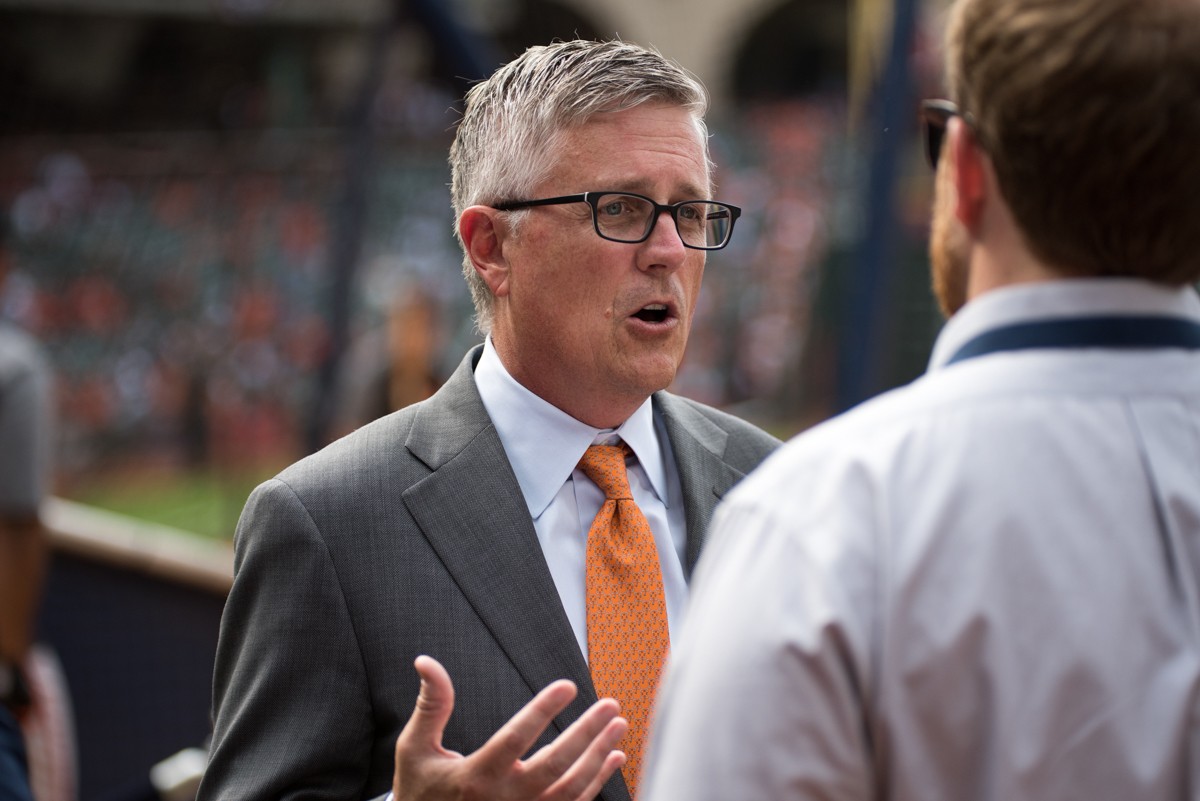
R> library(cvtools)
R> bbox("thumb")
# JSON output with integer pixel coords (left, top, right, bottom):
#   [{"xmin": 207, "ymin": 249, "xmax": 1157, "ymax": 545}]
[{"xmin": 398, "ymin": 655, "xmax": 456, "ymax": 753}]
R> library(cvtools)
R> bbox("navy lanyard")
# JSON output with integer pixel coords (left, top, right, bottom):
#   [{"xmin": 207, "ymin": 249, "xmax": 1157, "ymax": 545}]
[{"xmin": 946, "ymin": 315, "xmax": 1200, "ymax": 366}]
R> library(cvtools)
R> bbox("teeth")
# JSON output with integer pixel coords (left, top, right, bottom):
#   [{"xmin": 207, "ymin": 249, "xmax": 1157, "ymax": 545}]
[{"xmin": 644, "ymin": 304, "xmax": 667, "ymax": 311}]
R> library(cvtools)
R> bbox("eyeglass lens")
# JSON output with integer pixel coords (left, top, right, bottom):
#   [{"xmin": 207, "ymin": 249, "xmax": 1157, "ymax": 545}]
[
  {"xmin": 926, "ymin": 119, "xmax": 947, "ymax": 168},
  {"xmin": 594, "ymin": 194, "xmax": 734, "ymax": 248}
]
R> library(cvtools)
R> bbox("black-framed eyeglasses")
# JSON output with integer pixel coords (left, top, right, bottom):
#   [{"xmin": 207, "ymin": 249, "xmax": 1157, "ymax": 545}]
[
  {"xmin": 492, "ymin": 191, "xmax": 742, "ymax": 250},
  {"xmin": 920, "ymin": 99, "xmax": 976, "ymax": 169}
]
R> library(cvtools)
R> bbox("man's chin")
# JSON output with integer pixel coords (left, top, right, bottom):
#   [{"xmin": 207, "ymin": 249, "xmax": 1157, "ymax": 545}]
[{"xmin": 623, "ymin": 355, "xmax": 682, "ymax": 399}]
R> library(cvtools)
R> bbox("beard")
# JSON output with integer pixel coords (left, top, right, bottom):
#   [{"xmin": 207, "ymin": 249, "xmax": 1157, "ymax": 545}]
[{"xmin": 929, "ymin": 165, "xmax": 971, "ymax": 317}]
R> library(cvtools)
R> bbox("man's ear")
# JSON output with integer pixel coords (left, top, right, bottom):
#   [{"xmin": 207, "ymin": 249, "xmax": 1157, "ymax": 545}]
[
  {"xmin": 458, "ymin": 206, "xmax": 511, "ymax": 298},
  {"xmin": 949, "ymin": 118, "xmax": 987, "ymax": 232}
]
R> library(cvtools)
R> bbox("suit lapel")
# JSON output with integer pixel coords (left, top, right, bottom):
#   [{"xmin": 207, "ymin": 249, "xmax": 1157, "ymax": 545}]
[
  {"xmin": 655, "ymin": 393, "xmax": 750, "ymax": 576},
  {"xmin": 399, "ymin": 359, "xmax": 741, "ymax": 801},
  {"xmin": 401, "ymin": 349, "xmax": 601, "ymax": 737}
]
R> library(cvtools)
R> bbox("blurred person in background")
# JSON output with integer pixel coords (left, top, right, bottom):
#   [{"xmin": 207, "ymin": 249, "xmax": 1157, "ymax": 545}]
[
  {"xmin": 334, "ymin": 284, "xmax": 445, "ymax": 436},
  {"xmin": 199, "ymin": 39, "xmax": 779, "ymax": 801},
  {"xmin": 1, "ymin": 209, "xmax": 70, "ymax": 801},
  {"xmin": 0, "ymin": 703, "xmax": 34, "ymax": 801},
  {"xmin": 0, "ymin": 211, "xmax": 52, "ymax": 793},
  {"xmin": 642, "ymin": 0, "xmax": 1200, "ymax": 799}
]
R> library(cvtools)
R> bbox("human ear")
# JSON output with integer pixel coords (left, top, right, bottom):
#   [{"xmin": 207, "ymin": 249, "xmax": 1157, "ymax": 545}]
[
  {"xmin": 949, "ymin": 119, "xmax": 987, "ymax": 232},
  {"xmin": 458, "ymin": 206, "xmax": 511, "ymax": 297}
]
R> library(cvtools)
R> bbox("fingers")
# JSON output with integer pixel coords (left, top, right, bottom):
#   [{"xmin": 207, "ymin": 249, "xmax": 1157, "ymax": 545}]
[
  {"xmin": 397, "ymin": 655, "xmax": 456, "ymax": 755},
  {"xmin": 393, "ymin": 656, "xmax": 464, "ymax": 801},
  {"xmin": 535, "ymin": 708, "xmax": 628, "ymax": 801},
  {"xmin": 475, "ymin": 690, "xmax": 627, "ymax": 801},
  {"xmin": 394, "ymin": 664, "xmax": 627, "ymax": 801},
  {"xmin": 471, "ymin": 678, "xmax": 580, "ymax": 780}
]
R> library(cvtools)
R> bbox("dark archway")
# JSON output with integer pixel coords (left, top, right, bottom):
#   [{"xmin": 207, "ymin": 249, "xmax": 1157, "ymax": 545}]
[
  {"xmin": 732, "ymin": 0, "xmax": 847, "ymax": 101},
  {"xmin": 491, "ymin": 0, "xmax": 606, "ymax": 60},
  {"xmin": 410, "ymin": 0, "xmax": 606, "ymax": 96}
]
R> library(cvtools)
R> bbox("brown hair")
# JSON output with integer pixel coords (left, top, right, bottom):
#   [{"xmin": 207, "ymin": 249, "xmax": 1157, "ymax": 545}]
[{"xmin": 946, "ymin": 0, "xmax": 1200, "ymax": 284}]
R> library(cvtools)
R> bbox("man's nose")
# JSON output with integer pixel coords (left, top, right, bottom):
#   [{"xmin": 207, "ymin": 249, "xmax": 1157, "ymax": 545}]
[{"xmin": 637, "ymin": 210, "xmax": 689, "ymax": 270}]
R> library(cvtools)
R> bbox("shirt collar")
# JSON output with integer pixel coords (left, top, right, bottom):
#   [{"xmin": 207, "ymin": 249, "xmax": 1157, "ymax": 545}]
[
  {"xmin": 474, "ymin": 337, "xmax": 669, "ymax": 520},
  {"xmin": 928, "ymin": 278, "xmax": 1200, "ymax": 371}
]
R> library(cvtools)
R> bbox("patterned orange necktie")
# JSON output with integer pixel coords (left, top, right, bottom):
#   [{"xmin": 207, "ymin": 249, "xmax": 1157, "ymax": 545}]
[{"xmin": 578, "ymin": 443, "xmax": 669, "ymax": 798}]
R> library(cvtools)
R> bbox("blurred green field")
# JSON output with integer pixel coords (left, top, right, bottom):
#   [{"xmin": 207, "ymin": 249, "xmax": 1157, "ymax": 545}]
[{"xmin": 64, "ymin": 467, "xmax": 279, "ymax": 541}]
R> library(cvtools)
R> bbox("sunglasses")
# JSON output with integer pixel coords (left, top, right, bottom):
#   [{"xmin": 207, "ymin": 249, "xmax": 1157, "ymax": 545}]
[{"xmin": 920, "ymin": 99, "xmax": 972, "ymax": 169}]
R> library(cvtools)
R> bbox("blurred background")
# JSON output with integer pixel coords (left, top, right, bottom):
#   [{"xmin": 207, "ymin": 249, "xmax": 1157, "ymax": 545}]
[{"xmin": 0, "ymin": 0, "xmax": 947, "ymax": 797}]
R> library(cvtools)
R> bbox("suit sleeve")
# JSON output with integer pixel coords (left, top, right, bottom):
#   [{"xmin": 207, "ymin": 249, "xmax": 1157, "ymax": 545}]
[{"xmin": 199, "ymin": 478, "xmax": 376, "ymax": 801}]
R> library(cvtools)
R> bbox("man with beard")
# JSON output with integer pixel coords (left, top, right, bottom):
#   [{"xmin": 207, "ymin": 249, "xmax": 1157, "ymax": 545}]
[{"xmin": 641, "ymin": 0, "xmax": 1200, "ymax": 798}]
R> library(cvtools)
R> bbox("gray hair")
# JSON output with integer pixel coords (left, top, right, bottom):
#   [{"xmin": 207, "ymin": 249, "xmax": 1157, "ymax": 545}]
[{"xmin": 449, "ymin": 39, "xmax": 711, "ymax": 334}]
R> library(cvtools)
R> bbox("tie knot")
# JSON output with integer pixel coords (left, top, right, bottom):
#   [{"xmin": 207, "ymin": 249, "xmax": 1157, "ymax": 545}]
[{"xmin": 577, "ymin": 443, "xmax": 634, "ymax": 501}]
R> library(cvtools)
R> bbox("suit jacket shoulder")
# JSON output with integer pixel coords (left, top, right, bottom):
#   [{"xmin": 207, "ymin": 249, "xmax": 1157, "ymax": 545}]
[
  {"xmin": 655, "ymin": 391, "xmax": 781, "ymax": 471},
  {"xmin": 201, "ymin": 348, "xmax": 555, "ymax": 801},
  {"xmin": 653, "ymin": 391, "xmax": 781, "ymax": 573}
]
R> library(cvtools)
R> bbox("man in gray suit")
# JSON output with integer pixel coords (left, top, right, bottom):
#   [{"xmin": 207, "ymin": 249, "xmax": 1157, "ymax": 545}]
[{"xmin": 199, "ymin": 39, "xmax": 779, "ymax": 801}]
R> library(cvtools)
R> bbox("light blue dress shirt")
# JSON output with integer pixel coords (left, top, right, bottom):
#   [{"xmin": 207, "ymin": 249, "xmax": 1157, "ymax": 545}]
[{"xmin": 474, "ymin": 337, "xmax": 690, "ymax": 661}]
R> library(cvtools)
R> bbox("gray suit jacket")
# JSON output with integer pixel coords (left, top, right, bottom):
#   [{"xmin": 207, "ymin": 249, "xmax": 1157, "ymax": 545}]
[{"xmin": 199, "ymin": 346, "xmax": 780, "ymax": 801}]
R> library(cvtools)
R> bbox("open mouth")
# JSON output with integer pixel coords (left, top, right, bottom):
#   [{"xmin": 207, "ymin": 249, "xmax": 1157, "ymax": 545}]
[{"xmin": 633, "ymin": 304, "xmax": 670, "ymax": 324}]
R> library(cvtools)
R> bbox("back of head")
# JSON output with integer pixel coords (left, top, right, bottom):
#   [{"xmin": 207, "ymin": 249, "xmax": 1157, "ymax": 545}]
[
  {"xmin": 449, "ymin": 39, "xmax": 710, "ymax": 332},
  {"xmin": 946, "ymin": 0, "xmax": 1200, "ymax": 285}
]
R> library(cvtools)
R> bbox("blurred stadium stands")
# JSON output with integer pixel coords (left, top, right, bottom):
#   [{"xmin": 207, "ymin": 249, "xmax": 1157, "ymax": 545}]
[
  {"xmin": 0, "ymin": 1, "xmax": 943, "ymax": 797},
  {"xmin": 0, "ymin": 0, "xmax": 937, "ymax": 487}
]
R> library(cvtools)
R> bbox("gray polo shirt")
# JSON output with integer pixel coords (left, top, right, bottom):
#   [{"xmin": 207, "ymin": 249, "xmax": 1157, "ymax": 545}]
[{"xmin": 0, "ymin": 323, "xmax": 52, "ymax": 517}]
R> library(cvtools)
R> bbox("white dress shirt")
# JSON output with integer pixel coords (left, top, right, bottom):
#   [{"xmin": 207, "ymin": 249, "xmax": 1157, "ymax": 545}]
[
  {"xmin": 474, "ymin": 337, "xmax": 690, "ymax": 660},
  {"xmin": 644, "ymin": 279, "xmax": 1200, "ymax": 801}
]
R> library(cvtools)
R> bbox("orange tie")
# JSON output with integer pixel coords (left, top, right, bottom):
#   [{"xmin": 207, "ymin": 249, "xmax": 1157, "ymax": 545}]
[{"xmin": 578, "ymin": 443, "xmax": 669, "ymax": 798}]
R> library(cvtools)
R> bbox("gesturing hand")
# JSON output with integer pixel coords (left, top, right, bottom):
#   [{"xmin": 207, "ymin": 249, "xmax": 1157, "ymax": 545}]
[{"xmin": 393, "ymin": 655, "xmax": 627, "ymax": 801}]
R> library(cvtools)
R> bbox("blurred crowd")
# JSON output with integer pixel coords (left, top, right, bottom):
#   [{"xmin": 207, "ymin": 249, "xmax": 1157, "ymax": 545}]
[{"xmin": 0, "ymin": 95, "xmax": 860, "ymax": 498}]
